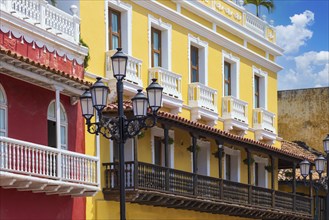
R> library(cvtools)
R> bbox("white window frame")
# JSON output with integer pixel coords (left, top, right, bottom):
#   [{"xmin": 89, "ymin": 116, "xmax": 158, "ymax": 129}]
[
  {"xmin": 148, "ymin": 14, "xmax": 172, "ymax": 70},
  {"xmin": 252, "ymin": 66, "xmax": 268, "ymax": 109},
  {"xmin": 189, "ymin": 139, "xmax": 210, "ymax": 176},
  {"xmin": 188, "ymin": 34, "xmax": 208, "ymax": 85},
  {"xmin": 109, "ymin": 138, "xmax": 134, "ymax": 162},
  {"xmin": 223, "ymin": 146, "xmax": 241, "ymax": 182},
  {"xmin": 151, "ymin": 127, "xmax": 175, "ymax": 168},
  {"xmin": 47, "ymin": 100, "xmax": 68, "ymax": 150},
  {"xmin": 107, "ymin": 0, "xmax": 132, "ymax": 55},
  {"xmin": 0, "ymin": 83, "xmax": 7, "ymax": 137},
  {"xmin": 253, "ymin": 155, "xmax": 268, "ymax": 188},
  {"xmin": 222, "ymin": 50, "xmax": 240, "ymax": 98}
]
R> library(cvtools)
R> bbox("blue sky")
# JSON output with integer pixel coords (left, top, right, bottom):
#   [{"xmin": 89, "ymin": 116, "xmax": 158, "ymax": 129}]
[{"xmin": 247, "ymin": 0, "xmax": 329, "ymax": 90}]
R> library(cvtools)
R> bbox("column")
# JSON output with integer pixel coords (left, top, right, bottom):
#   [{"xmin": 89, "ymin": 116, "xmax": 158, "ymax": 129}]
[{"xmin": 54, "ymin": 85, "xmax": 63, "ymax": 179}]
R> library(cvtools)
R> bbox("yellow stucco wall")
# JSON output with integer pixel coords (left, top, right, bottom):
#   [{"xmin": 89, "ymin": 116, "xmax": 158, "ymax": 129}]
[{"xmin": 80, "ymin": 0, "xmax": 282, "ymax": 219}]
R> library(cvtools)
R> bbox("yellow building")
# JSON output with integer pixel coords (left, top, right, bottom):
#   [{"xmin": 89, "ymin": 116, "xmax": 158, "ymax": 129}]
[{"xmin": 80, "ymin": 0, "xmax": 313, "ymax": 219}]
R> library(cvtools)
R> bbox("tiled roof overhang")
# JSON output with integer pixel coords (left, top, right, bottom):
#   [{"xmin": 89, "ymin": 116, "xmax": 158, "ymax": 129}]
[
  {"xmin": 0, "ymin": 46, "xmax": 92, "ymax": 96},
  {"xmin": 104, "ymin": 102, "xmax": 307, "ymax": 162}
]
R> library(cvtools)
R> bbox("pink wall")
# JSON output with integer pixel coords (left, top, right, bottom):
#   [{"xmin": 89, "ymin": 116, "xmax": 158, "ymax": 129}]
[
  {"xmin": 0, "ymin": 74, "xmax": 86, "ymax": 219},
  {"xmin": 0, "ymin": 74, "xmax": 85, "ymax": 153}
]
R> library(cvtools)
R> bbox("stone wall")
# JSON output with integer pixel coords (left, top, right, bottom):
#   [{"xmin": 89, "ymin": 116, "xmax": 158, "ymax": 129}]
[{"xmin": 278, "ymin": 87, "xmax": 329, "ymax": 153}]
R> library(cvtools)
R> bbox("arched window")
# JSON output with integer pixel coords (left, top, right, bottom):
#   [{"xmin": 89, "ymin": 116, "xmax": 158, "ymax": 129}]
[
  {"xmin": 47, "ymin": 101, "xmax": 68, "ymax": 150},
  {"xmin": 0, "ymin": 84, "xmax": 7, "ymax": 137}
]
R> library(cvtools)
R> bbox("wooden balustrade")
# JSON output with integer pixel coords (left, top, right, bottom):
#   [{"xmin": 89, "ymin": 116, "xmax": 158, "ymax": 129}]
[{"xmin": 103, "ymin": 161, "xmax": 311, "ymax": 215}]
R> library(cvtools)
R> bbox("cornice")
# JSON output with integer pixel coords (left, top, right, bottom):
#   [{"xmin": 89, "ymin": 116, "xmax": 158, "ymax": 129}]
[
  {"xmin": 0, "ymin": 11, "xmax": 88, "ymax": 57},
  {"xmin": 133, "ymin": 0, "xmax": 283, "ymax": 73},
  {"xmin": 174, "ymin": 0, "xmax": 283, "ymax": 56}
]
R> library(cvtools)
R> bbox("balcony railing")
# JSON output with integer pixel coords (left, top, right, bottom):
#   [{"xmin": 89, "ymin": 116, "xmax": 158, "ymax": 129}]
[
  {"xmin": 188, "ymin": 83, "xmax": 217, "ymax": 113},
  {"xmin": 105, "ymin": 50, "xmax": 143, "ymax": 87},
  {"xmin": 0, "ymin": 137, "xmax": 99, "ymax": 196},
  {"xmin": 0, "ymin": 0, "xmax": 80, "ymax": 43},
  {"xmin": 103, "ymin": 161, "xmax": 311, "ymax": 219},
  {"xmin": 253, "ymin": 108, "xmax": 276, "ymax": 133},
  {"xmin": 222, "ymin": 96, "xmax": 248, "ymax": 123},
  {"xmin": 149, "ymin": 67, "xmax": 182, "ymax": 100}
]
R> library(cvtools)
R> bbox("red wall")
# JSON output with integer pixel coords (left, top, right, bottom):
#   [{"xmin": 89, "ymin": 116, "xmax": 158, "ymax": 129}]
[
  {"xmin": 0, "ymin": 75, "xmax": 86, "ymax": 219},
  {"xmin": 0, "ymin": 74, "xmax": 85, "ymax": 153}
]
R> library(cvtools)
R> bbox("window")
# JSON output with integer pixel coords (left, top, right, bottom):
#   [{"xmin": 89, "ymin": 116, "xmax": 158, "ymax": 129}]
[
  {"xmin": 188, "ymin": 34, "xmax": 208, "ymax": 84},
  {"xmin": 107, "ymin": 1, "xmax": 132, "ymax": 54},
  {"xmin": 224, "ymin": 147, "xmax": 240, "ymax": 182},
  {"xmin": 254, "ymin": 75, "xmax": 260, "ymax": 108},
  {"xmin": 0, "ymin": 84, "xmax": 7, "ymax": 137},
  {"xmin": 112, "ymin": 138, "xmax": 134, "ymax": 162},
  {"xmin": 222, "ymin": 50, "xmax": 240, "ymax": 98},
  {"xmin": 151, "ymin": 127, "xmax": 175, "ymax": 168},
  {"xmin": 109, "ymin": 8, "xmax": 121, "ymax": 50},
  {"xmin": 225, "ymin": 154, "xmax": 231, "ymax": 180},
  {"xmin": 47, "ymin": 101, "xmax": 68, "ymax": 150},
  {"xmin": 190, "ymin": 46, "xmax": 199, "ymax": 82},
  {"xmin": 224, "ymin": 62, "xmax": 231, "ymax": 96},
  {"xmin": 148, "ymin": 15, "xmax": 172, "ymax": 70},
  {"xmin": 253, "ymin": 66, "xmax": 268, "ymax": 109},
  {"xmin": 196, "ymin": 140, "xmax": 210, "ymax": 176},
  {"xmin": 151, "ymin": 27, "xmax": 161, "ymax": 67},
  {"xmin": 254, "ymin": 162, "xmax": 259, "ymax": 186},
  {"xmin": 253, "ymin": 156, "xmax": 268, "ymax": 188},
  {"xmin": 154, "ymin": 136, "xmax": 164, "ymax": 166}
]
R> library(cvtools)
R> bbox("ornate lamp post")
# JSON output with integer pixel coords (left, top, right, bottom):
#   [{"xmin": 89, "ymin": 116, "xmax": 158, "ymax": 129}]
[
  {"xmin": 323, "ymin": 134, "xmax": 329, "ymax": 219},
  {"xmin": 300, "ymin": 159, "xmax": 311, "ymax": 179},
  {"xmin": 80, "ymin": 48, "xmax": 163, "ymax": 220}
]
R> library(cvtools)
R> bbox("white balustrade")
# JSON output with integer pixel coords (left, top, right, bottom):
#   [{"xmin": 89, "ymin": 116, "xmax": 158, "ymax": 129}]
[
  {"xmin": 106, "ymin": 50, "xmax": 143, "ymax": 87},
  {"xmin": 188, "ymin": 83, "xmax": 218, "ymax": 113},
  {"xmin": 253, "ymin": 108, "xmax": 276, "ymax": 133},
  {"xmin": 222, "ymin": 96, "xmax": 248, "ymax": 123},
  {"xmin": 0, "ymin": 136, "xmax": 98, "ymax": 186},
  {"xmin": 0, "ymin": 0, "xmax": 80, "ymax": 43},
  {"xmin": 245, "ymin": 12, "xmax": 266, "ymax": 36},
  {"xmin": 149, "ymin": 67, "xmax": 182, "ymax": 99}
]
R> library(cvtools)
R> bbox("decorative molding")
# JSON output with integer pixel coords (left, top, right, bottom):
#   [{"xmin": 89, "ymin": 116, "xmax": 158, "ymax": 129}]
[
  {"xmin": 222, "ymin": 50, "xmax": 240, "ymax": 98},
  {"xmin": 134, "ymin": 0, "xmax": 283, "ymax": 72}
]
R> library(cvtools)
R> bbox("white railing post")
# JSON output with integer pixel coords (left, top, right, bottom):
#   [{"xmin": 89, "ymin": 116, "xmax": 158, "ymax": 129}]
[
  {"xmin": 70, "ymin": 5, "xmax": 80, "ymax": 43},
  {"xmin": 39, "ymin": 0, "xmax": 46, "ymax": 28}
]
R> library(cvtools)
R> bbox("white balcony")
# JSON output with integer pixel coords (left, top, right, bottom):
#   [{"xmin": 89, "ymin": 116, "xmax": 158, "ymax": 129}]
[
  {"xmin": 149, "ymin": 67, "xmax": 183, "ymax": 113},
  {"xmin": 222, "ymin": 96, "xmax": 248, "ymax": 135},
  {"xmin": 188, "ymin": 83, "xmax": 218, "ymax": 126},
  {"xmin": 0, "ymin": 137, "xmax": 99, "ymax": 197},
  {"xmin": 253, "ymin": 108, "xmax": 276, "ymax": 144},
  {"xmin": 106, "ymin": 50, "xmax": 143, "ymax": 97},
  {"xmin": 0, "ymin": 0, "xmax": 80, "ymax": 43}
]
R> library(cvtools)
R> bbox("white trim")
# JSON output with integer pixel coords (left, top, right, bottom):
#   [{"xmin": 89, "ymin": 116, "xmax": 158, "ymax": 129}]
[
  {"xmin": 133, "ymin": 0, "xmax": 283, "ymax": 73},
  {"xmin": 47, "ymin": 99, "xmax": 68, "ymax": 150},
  {"xmin": 0, "ymin": 83, "xmax": 7, "ymax": 137},
  {"xmin": 188, "ymin": 34, "xmax": 208, "ymax": 85},
  {"xmin": 222, "ymin": 50, "xmax": 240, "ymax": 98},
  {"xmin": 252, "ymin": 66, "xmax": 268, "ymax": 109},
  {"xmin": 151, "ymin": 127, "xmax": 175, "ymax": 168},
  {"xmin": 196, "ymin": 139, "xmax": 210, "ymax": 176},
  {"xmin": 107, "ymin": 0, "xmax": 132, "ymax": 55},
  {"xmin": 148, "ymin": 14, "xmax": 172, "ymax": 70},
  {"xmin": 253, "ymin": 155, "xmax": 269, "ymax": 188},
  {"xmin": 223, "ymin": 146, "xmax": 240, "ymax": 182}
]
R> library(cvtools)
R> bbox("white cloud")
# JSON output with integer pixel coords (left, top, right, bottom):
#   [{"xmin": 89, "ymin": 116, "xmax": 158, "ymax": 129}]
[
  {"xmin": 279, "ymin": 51, "xmax": 329, "ymax": 90},
  {"xmin": 276, "ymin": 10, "xmax": 314, "ymax": 54}
]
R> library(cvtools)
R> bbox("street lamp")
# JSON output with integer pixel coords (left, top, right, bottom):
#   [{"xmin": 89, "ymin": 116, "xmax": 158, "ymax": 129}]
[
  {"xmin": 315, "ymin": 155, "xmax": 326, "ymax": 178},
  {"xmin": 80, "ymin": 48, "xmax": 163, "ymax": 220},
  {"xmin": 323, "ymin": 134, "xmax": 329, "ymax": 219},
  {"xmin": 300, "ymin": 159, "xmax": 311, "ymax": 178}
]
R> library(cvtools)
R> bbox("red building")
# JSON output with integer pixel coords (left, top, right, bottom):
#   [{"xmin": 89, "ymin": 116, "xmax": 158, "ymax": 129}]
[{"xmin": 0, "ymin": 1, "xmax": 99, "ymax": 219}]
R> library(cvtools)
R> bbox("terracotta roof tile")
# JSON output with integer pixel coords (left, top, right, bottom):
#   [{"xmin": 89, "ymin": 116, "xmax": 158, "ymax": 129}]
[
  {"xmin": 0, "ymin": 46, "xmax": 92, "ymax": 88},
  {"xmin": 104, "ymin": 101, "xmax": 314, "ymax": 161}
]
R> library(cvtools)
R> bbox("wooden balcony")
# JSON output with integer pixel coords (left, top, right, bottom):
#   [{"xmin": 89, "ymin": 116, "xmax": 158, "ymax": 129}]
[
  {"xmin": 0, "ymin": 137, "xmax": 99, "ymax": 197},
  {"xmin": 103, "ymin": 161, "xmax": 312, "ymax": 220}
]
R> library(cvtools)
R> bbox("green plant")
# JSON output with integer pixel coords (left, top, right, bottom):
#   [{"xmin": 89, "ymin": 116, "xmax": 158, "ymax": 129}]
[
  {"xmin": 243, "ymin": 0, "xmax": 274, "ymax": 17},
  {"xmin": 79, "ymin": 37, "xmax": 90, "ymax": 68},
  {"xmin": 243, "ymin": 157, "xmax": 255, "ymax": 165},
  {"xmin": 212, "ymin": 150, "xmax": 225, "ymax": 158},
  {"xmin": 162, "ymin": 137, "xmax": 174, "ymax": 145},
  {"xmin": 137, "ymin": 131, "xmax": 145, "ymax": 139},
  {"xmin": 265, "ymin": 165, "xmax": 274, "ymax": 172},
  {"xmin": 187, "ymin": 145, "xmax": 200, "ymax": 153},
  {"xmin": 284, "ymin": 170, "xmax": 293, "ymax": 178}
]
